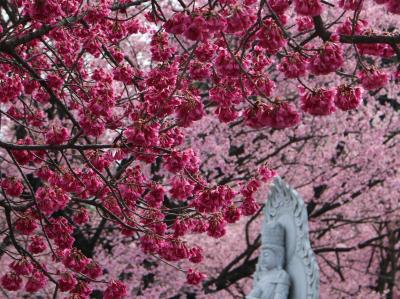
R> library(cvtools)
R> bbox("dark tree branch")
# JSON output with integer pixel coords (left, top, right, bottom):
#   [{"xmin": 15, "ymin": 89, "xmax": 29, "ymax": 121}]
[
  {"xmin": 311, "ymin": 15, "xmax": 400, "ymax": 45},
  {"xmin": 111, "ymin": 0, "xmax": 150, "ymax": 10},
  {"xmin": 0, "ymin": 15, "xmax": 83, "ymax": 50},
  {"xmin": 0, "ymin": 140, "xmax": 120, "ymax": 151}
]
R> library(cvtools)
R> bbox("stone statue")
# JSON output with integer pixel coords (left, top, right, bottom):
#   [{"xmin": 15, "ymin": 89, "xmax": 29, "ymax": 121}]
[
  {"xmin": 247, "ymin": 222, "xmax": 290, "ymax": 299},
  {"xmin": 247, "ymin": 177, "xmax": 319, "ymax": 299}
]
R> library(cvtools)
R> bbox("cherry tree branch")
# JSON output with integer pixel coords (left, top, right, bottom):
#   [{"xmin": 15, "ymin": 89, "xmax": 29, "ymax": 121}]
[{"xmin": 311, "ymin": 15, "xmax": 400, "ymax": 45}]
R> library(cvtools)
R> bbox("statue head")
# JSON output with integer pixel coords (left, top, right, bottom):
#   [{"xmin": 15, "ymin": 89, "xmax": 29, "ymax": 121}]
[{"xmin": 260, "ymin": 222, "xmax": 285, "ymax": 270}]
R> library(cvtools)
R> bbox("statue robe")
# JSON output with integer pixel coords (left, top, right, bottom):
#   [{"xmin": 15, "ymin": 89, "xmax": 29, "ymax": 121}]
[{"xmin": 247, "ymin": 269, "xmax": 290, "ymax": 299}]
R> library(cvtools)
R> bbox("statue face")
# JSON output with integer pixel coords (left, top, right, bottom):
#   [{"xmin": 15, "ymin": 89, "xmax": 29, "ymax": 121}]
[{"xmin": 261, "ymin": 248, "xmax": 278, "ymax": 270}]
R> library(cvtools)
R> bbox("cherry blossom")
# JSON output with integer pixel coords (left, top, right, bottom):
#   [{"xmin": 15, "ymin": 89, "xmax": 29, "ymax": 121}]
[
  {"xmin": 335, "ymin": 85, "xmax": 363, "ymax": 111},
  {"xmin": 186, "ymin": 269, "xmax": 206, "ymax": 285},
  {"xmin": 300, "ymin": 88, "xmax": 337, "ymax": 116},
  {"xmin": 104, "ymin": 280, "xmax": 128, "ymax": 299},
  {"xmin": 358, "ymin": 68, "xmax": 389, "ymax": 90}
]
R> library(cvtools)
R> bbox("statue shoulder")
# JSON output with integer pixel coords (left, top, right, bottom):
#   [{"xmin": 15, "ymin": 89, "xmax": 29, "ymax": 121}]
[{"xmin": 276, "ymin": 269, "xmax": 290, "ymax": 285}]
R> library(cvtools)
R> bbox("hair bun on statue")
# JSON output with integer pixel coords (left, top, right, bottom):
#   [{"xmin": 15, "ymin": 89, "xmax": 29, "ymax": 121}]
[{"xmin": 261, "ymin": 222, "xmax": 285, "ymax": 250}]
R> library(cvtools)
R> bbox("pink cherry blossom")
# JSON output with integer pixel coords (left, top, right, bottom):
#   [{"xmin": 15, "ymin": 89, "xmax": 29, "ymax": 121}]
[
  {"xmin": 258, "ymin": 166, "xmax": 277, "ymax": 182},
  {"xmin": 15, "ymin": 212, "xmax": 38, "ymax": 235},
  {"xmin": 256, "ymin": 19, "xmax": 287, "ymax": 55},
  {"xmin": 335, "ymin": 85, "xmax": 363, "ymax": 111},
  {"xmin": 268, "ymin": 0, "xmax": 291, "ymax": 14},
  {"xmin": 1, "ymin": 177, "xmax": 23, "ymax": 197},
  {"xmin": 1, "ymin": 272, "xmax": 22, "ymax": 291},
  {"xmin": 25, "ymin": 270, "xmax": 48, "ymax": 293},
  {"xmin": 300, "ymin": 88, "xmax": 337, "ymax": 116},
  {"xmin": 224, "ymin": 205, "xmax": 242, "ymax": 223},
  {"xmin": 58, "ymin": 272, "xmax": 77, "ymax": 292},
  {"xmin": 45, "ymin": 126, "xmax": 70, "ymax": 144},
  {"xmin": 61, "ymin": 249, "xmax": 90, "ymax": 272},
  {"xmin": 294, "ymin": 0, "xmax": 323, "ymax": 16},
  {"xmin": 186, "ymin": 269, "xmax": 206, "ymax": 285},
  {"xmin": 164, "ymin": 149, "xmax": 200, "ymax": 174},
  {"xmin": 241, "ymin": 197, "xmax": 261, "ymax": 216},
  {"xmin": 308, "ymin": 42, "xmax": 344, "ymax": 75},
  {"xmin": 164, "ymin": 13, "xmax": 189, "ymax": 35},
  {"xmin": 10, "ymin": 259, "xmax": 34, "ymax": 276},
  {"xmin": 103, "ymin": 280, "xmax": 127, "ymax": 299},
  {"xmin": 173, "ymin": 219, "xmax": 191, "ymax": 237},
  {"xmin": 339, "ymin": 0, "xmax": 364, "ymax": 10},
  {"xmin": 28, "ymin": 236, "xmax": 47, "ymax": 254},
  {"xmin": 176, "ymin": 94, "xmax": 205, "ymax": 127},
  {"xmin": 244, "ymin": 102, "xmax": 301, "ymax": 129},
  {"xmin": 358, "ymin": 68, "xmax": 389, "ymax": 90},
  {"xmin": 207, "ymin": 215, "xmax": 226, "ymax": 238},
  {"xmin": 72, "ymin": 208, "xmax": 90, "ymax": 225},
  {"xmin": 279, "ymin": 52, "xmax": 308, "ymax": 78},
  {"xmin": 296, "ymin": 17, "xmax": 314, "ymax": 32},
  {"xmin": 83, "ymin": 261, "xmax": 103, "ymax": 279},
  {"xmin": 36, "ymin": 186, "xmax": 70, "ymax": 215},
  {"xmin": 189, "ymin": 246, "xmax": 204, "ymax": 263},
  {"xmin": 387, "ymin": 0, "xmax": 400, "ymax": 14}
]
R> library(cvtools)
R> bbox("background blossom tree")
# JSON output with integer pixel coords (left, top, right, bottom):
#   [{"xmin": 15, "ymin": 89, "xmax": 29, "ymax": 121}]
[{"xmin": 0, "ymin": 0, "xmax": 399, "ymax": 298}]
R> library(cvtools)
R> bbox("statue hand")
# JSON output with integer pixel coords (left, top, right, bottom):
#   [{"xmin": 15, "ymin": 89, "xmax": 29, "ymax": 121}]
[{"xmin": 273, "ymin": 281, "xmax": 290, "ymax": 299}]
